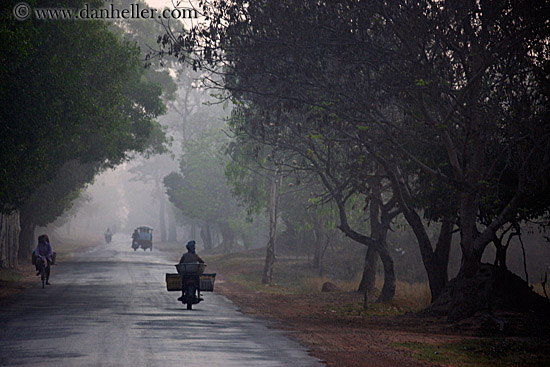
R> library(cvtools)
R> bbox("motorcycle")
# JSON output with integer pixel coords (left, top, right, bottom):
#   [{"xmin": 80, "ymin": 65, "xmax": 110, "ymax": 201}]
[
  {"xmin": 165, "ymin": 263, "xmax": 216, "ymax": 310},
  {"xmin": 105, "ymin": 233, "xmax": 112, "ymax": 244},
  {"xmin": 181, "ymin": 273, "xmax": 202, "ymax": 310}
]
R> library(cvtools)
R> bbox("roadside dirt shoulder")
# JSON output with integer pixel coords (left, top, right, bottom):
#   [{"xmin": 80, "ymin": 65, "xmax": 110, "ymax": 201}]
[
  {"xmin": 0, "ymin": 235, "xmax": 103, "ymax": 302},
  {"xmin": 0, "ymin": 264, "xmax": 35, "ymax": 301},
  {"xmin": 215, "ymin": 277, "xmax": 451, "ymax": 367}
]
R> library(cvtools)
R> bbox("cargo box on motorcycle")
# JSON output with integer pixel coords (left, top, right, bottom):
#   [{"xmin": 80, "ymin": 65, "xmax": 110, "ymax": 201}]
[
  {"xmin": 165, "ymin": 273, "xmax": 216, "ymax": 292},
  {"xmin": 167, "ymin": 263, "xmax": 214, "ymax": 310}
]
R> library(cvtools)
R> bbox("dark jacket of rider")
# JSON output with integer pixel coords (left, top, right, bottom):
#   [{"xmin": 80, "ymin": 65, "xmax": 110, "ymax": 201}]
[
  {"xmin": 179, "ymin": 240, "xmax": 204, "ymax": 264},
  {"xmin": 179, "ymin": 252, "xmax": 204, "ymax": 264}
]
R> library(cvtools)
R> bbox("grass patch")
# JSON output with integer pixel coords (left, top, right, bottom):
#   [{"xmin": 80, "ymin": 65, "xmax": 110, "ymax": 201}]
[
  {"xmin": 532, "ymin": 283, "xmax": 550, "ymax": 299},
  {"xmin": 230, "ymin": 272, "xmax": 301, "ymax": 295},
  {"xmin": 302, "ymin": 275, "xmax": 358, "ymax": 293},
  {"xmin": 0, "ymin": 265, "xmax": 35, "ymax": 299},
  {"xmin": 207, "ymin": 253, "xmax": 331, "ymax": 294},
  {"xmin": 205, "ymin": 254, "xmax": 264, "ymax": 268},
  {"xmin": 324, "ymin": 301, "xmax": 414, "ymax": 317},
  {"xmin": 395, "ymin": 338, "xmax": 550, "ymax": 367},
  {"xmin": 207, "ymin": 251, "xmax": 432, "ymax": 311},
  {"xmin": 0, "ymin": 268, "xmax": 26, "ymax": 282},
  {"xmin": 393, "ymin": 280, "xmax": 431, "ymax": 311}
]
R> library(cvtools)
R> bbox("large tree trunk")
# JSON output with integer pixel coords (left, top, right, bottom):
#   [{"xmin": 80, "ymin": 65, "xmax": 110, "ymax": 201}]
[
  {"xmin": 402, "ymin": 208, "xmax": 453, "ymax": 302},
  {"xmin": 312, "ymin": 229, "xmax": 322, "ymax": 269},
  {"xmin": 167, "ymin": 205, "xmax": 178, "ymax": 242},
  {"xmin": 493, "ymin": 235, "xmax": 508, "ymax": 270},
  {"xmin": 369, "ymin": 174, "xmax": 397, "ymax": 302},
  {"xmin": 0, "ymin": 210, "xmax": 20, "ymax": 268},
  {"xmin": 448, "ymin": 235, "xmax": 486, "ymax": 319},
  {"xmin": 358, "ymin": 247, "xmax": 377, "ymax": 293},
  {"xmin": 430, "ymin": 263, "xmax": 550, "ymax": 322},
  {"xmin": 384, "ymin": 163, "xmax": 453, "ymax": 302},
  {"xmin": 262, "ymin": 168, "xmax": 282, "ymax": 285},
  {"xmin": 377, "ymin": 244, "xmax": 396, "ymax": 302},
  {"xmin": 18, "ymin": 214, "xmax": 36, "ymax": 262},
  {"xmin": 156, "ymin": 179, "xmax": 167, "ymax": 243},
  {"xmin": 315, "ymin": 166, "xmax": 397, "ymax": 302},
  {"xmin": 332, "ymin": 188, "xmax": 396, "ymax": 302},
  {"xmin": 458, "ymin": 189, "xmax": 483, "ymax": 277},
  {"xmin": 312, "ymin": 217, "xmax": 326, "ymax": 271},
  {"xmin": 200, "ymin": 221, "xmax": 213, "ymax": 251},
  {"xmin": 220, "ymin": 224, "xmax": 235, "ymax": 254},
  {"xmin": 312, "ymin": 225, "xmax": 332, "ymax": 276},
  {"xmin": 375, "ymin": 208, "xmax": 395, "ymax": 302},
  {"xmin": 159, "ymin": 198, "xmax": 166, "ymax": 242},
  {"xmin": 430, "ymin": 221, "xmax": 453, "ymax": 300}
]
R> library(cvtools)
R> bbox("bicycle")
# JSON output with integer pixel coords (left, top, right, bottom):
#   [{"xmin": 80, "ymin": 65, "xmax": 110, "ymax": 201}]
[{"xmin": 36, "ymin": 259, "xmax": 50, "ymax": 288}]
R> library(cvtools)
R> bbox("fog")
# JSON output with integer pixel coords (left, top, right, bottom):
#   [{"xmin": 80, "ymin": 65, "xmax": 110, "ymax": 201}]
[
  {"xmin": 41, "ymin": 78, "xmax": 232, "ymax": 251},
  {"xmin": 1, "ymin": 3, "xmax": 549, "ymax": 352},
  {"xmin": 51, "ymin": 160, "xmax": 174, "ymax": 238}
]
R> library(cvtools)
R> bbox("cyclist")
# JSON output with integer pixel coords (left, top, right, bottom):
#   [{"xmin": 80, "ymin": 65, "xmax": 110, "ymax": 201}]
[{"xmin": 35, "ymin": 234, "xmax": 53, "ymax": 285}]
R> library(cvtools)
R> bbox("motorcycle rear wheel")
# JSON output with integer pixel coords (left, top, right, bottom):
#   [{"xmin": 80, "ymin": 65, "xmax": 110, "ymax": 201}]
[{"xmin": 186, "ymin": 286, "xmax": 194, "ymax": 310}]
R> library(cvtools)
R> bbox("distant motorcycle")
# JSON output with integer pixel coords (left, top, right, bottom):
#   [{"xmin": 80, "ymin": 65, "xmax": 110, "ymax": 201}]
[{"xmin": 104, "ymin": 233, "xmax": 112, "ymax": 244}]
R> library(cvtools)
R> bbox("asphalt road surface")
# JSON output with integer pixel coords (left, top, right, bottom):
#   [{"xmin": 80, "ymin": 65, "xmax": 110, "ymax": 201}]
[{"xmin": 0, "ymin": 235, "xmax": 324, "ymax": 367}]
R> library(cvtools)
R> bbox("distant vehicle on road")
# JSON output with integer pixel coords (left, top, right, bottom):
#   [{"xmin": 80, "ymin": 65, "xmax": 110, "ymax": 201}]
[
  {"xmin": 131, "ymin": 226, "xmax": 153, "ymax": 251},
  {"xmin": 104, "ymin": 228, "xmax": 112, "ymax": 244}
]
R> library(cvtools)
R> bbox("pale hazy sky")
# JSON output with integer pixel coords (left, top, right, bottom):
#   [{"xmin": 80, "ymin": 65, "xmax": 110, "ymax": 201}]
[
  {"xmin": 142, "ymin": 0, "xmax": 202, "ymax": 29},
  {"xmin": 144, "ymin": 0, "xmax": 195, "ymax": 9},
  {"xmin": 144, "ymin": 0, "xmax": 174, "ymax": 9}
]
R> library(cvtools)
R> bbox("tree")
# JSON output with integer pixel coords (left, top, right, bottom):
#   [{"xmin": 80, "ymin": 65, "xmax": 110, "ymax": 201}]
[
  {"xmin": 367, "ymin": 1, "xmax": 550, "ymax": 319},
  {"xmin": 0, "ymin": 0, "xmax": 167, "ymax": 266},
  {"xmin": 156, "ymin": 0, "xmax": 550, "ymax": 318},
  {"xmin": 225, "ymin": 128, "xmax": 284, "ymax": 283},
  {"xmin": 164, "ymin": 126, "xmax": 251, "ymax": 252},
  {"xmin": 227, "ymin": 105, "xmax": 399, "ymax": 300},
  {"xmin": 18, "ymin": 161, "xmax": 98, "ymax": 259}
]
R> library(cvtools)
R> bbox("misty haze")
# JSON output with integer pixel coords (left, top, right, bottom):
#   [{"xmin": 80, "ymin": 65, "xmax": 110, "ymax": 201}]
[{"xmin": 1, "ymin": 1, "xmax": 549, "ymax": 366}]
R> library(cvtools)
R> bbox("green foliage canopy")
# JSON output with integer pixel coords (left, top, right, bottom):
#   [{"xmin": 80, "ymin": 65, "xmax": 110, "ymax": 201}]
[
  {"xmin": 0, "ymin": 0, "xmax": 166, "ymax": 211},
  {"xmin": 164, "ymin": 126, "xmax": 252, "ymax": 244}
]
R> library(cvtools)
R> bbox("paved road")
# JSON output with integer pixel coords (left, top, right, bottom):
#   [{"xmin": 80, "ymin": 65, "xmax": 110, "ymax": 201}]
[{"xmin": 0, "ymin": 235, "xmax": 323, "ymax": 366}]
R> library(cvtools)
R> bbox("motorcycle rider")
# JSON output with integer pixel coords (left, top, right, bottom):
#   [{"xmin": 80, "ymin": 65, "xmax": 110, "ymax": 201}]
[
  {"xmin": 35, "ymin": 234, "xmax": 53, "ymax": 285},
  {"xmin": 177, "ymin": 240, "xmax": 204, "ymax": 302},
  {"xmin": 131, "ymin": 229, "xmax": 140, "ymax": 249},
  {"xmin": 104, "ymin": 227, "xmax": 112, "ymax": 243}
]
